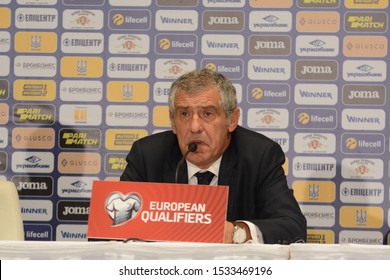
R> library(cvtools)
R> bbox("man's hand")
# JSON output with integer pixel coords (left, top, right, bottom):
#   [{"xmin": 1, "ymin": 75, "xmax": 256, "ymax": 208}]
[
  {"xmin": 224, "ymin": 221, "xmax": 234, "ymax": 243},
  {"xmin": 224, "ymin": 221, "xmax": 252, "ymax": 243}
]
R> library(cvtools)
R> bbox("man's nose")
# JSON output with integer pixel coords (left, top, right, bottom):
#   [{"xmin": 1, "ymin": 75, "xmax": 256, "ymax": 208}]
[{"xmin": 189, "ymin": 113, "xmax": 203, "ymax": 133}]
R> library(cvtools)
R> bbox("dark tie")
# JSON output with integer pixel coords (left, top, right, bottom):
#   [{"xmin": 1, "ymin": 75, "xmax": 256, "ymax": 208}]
[{"xmin": 194, "ymin": 171, "xmax": 214, "ymax": 185}]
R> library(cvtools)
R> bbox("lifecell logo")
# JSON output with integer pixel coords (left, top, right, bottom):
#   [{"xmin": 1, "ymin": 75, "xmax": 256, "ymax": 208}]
[
  {"xmin": 0, "ymin": 7, "xmax": 11, "ymax": 28},
  {"xmin": 107, "ymin": 81, "xmax": 149, "ymax": 102},
  {"xmin": 296, "ymin": 11, "xmax": 340, "ymax": 33},
  {"xmin": 247, "ymin": 83, "xmax": 290, "ymax": 105},
  {"xmin": 247, "ymin": 108, "xmax": 289, "ymax": 129},
  {"xmin": 307, "ymin": 229, "xmax": 334, "ymax": 244},
  {"xmin": 340, "ymin": 206, "xmax": 383, "ymax": 228},
  {"xmin": 13, "ymin": 104, "xmax": 55, "ymax": 125},
  {"xmin": 201, "ymin": 58, "xmax": 243, "ymax": 80},
  {"xmin": 293, "ymin": 180, "xmax": 336, "ymax": 203},
  {"xmin": 341, "ymin": 133, "xmax": 385, "ymax": 155},
  {"xmin": 109, "ymin": 9, "xmax": 151, "ymax": 31},
  {"xmin": 61, "ymin": 56, "xmax": 103, "ymax": 78},
  {"xmin": 12, "ymin": 127, "xmax": 55, "ymax": 149},
  {"xmin": 343, "ymin": 36, "xmax": 387, "ymax": 57},
  {"xmin": 249, "ymin": 0, "xmax": 292, "ymax": 8},
  {"xmin": 155, "ymin": 34, "xmax": 197, "ymax": 55},
  {"xmin": 294, "ymin": 108, "xmax": 337, "ymax": 130},
  {"xmin": 105, "ymin": 129, "xmax": 148, "ymax": 150},
  {"xmin": 153, "ymin": 106, "xmax": 170, "ymax": 127},
  {"xmin": 14, "ymin": 80, "xmax": 56, "ymax": 101},
  {"xmin": 105, "ymin": 153, "xmax": 128, "ymax": 174},
  {"xmin": 59, "ymin": 128, "xmax": 101, "ymax": 150},
  {"xmin": 0, "ymin": 103, "xmax": 9, "ymax": 124},
  {"xmin": 109, "ymin": 34, "xmax": 149, "ymax": 55},
  {"xmin": 15, "ymin": 32, "xmax": 57, "ymax": 53},
  {"xmin": 58, "ymin": 152, "xmax": 101, "ymax": 174}
]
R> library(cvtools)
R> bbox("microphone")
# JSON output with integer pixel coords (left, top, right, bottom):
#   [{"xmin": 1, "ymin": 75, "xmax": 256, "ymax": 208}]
[{"xmin": 175, "ymin": 142, "xmax": 197, "ymax": 183}]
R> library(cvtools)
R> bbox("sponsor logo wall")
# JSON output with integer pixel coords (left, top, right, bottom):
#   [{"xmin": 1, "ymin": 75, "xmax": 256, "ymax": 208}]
[{"xmin": 0, "ymin": 0, "xmax": 389, "ymax": 244}]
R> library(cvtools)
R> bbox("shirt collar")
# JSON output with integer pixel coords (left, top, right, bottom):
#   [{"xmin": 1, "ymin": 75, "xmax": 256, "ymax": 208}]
[{"xmin": 186, "ymin": 156, "xmax": 222, "ymax": 181}]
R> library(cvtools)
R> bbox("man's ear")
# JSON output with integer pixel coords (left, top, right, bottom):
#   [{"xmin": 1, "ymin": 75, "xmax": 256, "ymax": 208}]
[
  {"xmin": 170, "ymin": 113, "xmax": 177, "ymax": 134},
  {"xmin": 228, "ymin": 108, "xmax": 240, "ymax": 132}
]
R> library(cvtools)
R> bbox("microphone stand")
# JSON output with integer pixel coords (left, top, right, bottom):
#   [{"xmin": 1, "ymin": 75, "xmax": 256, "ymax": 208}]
[{"xmin": 175, "ymin": 142, "xmax": 197, "ymax": 183}]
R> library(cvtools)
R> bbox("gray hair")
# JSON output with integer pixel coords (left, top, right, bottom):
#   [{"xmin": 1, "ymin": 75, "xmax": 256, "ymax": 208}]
[{"xmin": 168, "ymin": 68, "xmax": 238, "ymax": 121}]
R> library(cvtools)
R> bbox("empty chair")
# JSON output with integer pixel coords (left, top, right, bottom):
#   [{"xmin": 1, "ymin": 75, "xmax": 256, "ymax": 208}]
[{"xmin": 0, "ymin": 181, "xmax": 24, "ymax": 240}]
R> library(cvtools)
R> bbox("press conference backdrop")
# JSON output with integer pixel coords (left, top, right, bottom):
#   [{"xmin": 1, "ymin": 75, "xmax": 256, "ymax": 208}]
[{"xmin": 0, "ymin": 0, "xmax": 389, "ymax": 244}]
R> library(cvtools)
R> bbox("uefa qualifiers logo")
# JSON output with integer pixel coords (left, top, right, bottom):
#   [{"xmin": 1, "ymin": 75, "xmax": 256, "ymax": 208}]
[{"xmin": 105, "ymin": 192, "xmax": 142, "ymax": 226}]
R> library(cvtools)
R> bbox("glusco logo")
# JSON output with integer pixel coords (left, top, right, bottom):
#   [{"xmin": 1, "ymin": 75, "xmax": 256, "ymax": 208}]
[
  {"xmin": 251, "ymin": 87, "xmax": 263, "ymax": 99},
  {"xmin": 105, "ymin": 192, "xmax": 142, "ymax": 226},
  {"xmin": 298, "ymin": 112, "xmax": 310, "ymax": 124},
  {"xmin": 345, "ymin": 137, "xmax": 358, "ymax": 150},
  {"xmin": 112, "ymin": 14, "xmax": 124, "ymax": 25},
  {"xmin": 159, "ymin": 38, "xmax": 170, "ymax": 50}
]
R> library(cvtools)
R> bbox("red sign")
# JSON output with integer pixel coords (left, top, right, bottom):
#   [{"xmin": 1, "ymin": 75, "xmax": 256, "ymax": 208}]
[{"xmin": 87, "ymin": 180, "xmax": 229, "ymax": 243}]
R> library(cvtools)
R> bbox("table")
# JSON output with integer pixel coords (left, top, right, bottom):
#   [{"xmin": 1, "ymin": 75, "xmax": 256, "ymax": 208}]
[{"xmin": 0, "ymin": 241, "xmax": 290, "ymax": 260}]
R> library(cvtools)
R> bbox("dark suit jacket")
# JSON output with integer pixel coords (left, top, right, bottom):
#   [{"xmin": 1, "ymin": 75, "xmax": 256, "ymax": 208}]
[{"xmin": 120, "ymin": 126, "xmax": 307, "ymax": 244}]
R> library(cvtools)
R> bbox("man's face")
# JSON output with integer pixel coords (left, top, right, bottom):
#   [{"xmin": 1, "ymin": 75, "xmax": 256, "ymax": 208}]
[{"xmin": 171, "ymin": 87, "xmax": 239, "ymax": 169}]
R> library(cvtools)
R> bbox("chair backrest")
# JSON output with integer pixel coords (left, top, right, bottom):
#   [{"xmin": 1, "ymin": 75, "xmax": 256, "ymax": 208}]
[{"xmin": 0, "ymin": 181, "xmax": 25, "ymax": 240}]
